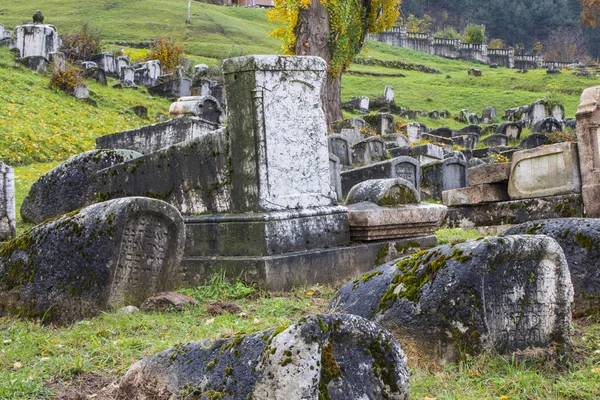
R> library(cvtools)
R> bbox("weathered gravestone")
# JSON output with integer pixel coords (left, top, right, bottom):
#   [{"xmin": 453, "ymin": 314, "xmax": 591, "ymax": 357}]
[
  {"xmin": 421, "ymin": 157, "xmax": 467, "ymax": 200},
  {"xmin": 575, "ymin": 86, "xmax": 600, "ymax": 217},
  {"xmin": 452, "ymin": 133, "xmax": 479, "ymax": 150},
  {"xmin": 89, "ymin": 52, "xmax": 116, "ymax": 75},
  {"xmin": 429, "ymin": 127, "xmax": 453, "ymax": 138},
  {"xmin": 341, "ymin": 157, "xmax": 420, "ymax": 197},
  {"xmin": 352, "ymin": 137, "xmax": 387, "ymax": 165},
  {"xmin": 328, "ymin": 134, "xmax": 352, "ymax": 166},
  {"xmin": 346, "ymin": 178, "xmax": 419, "ymax": 206},
  {"xmin": 148, "ymin": 76, "xmax": 192, "ymax": 99},
  {"xmin": 364, "ymin": 113, "xmax": 394, "ymax": 135},
  {"xmin": 115, "ymin": 56, "xmax": 130, "ymax": 76},
  {"xmin": 406, "ymin": 122, "xmax": 423, "ymax": 143},
  {"xmin": 329, "ymin": 235, "xmax": 573, "ymax": 363},
  {"xmin": 133, "ymin": 60, "xmax": 162, "ymax": 87},
  {"xmin": 118, "ymin": 314, "xmax": 410, "ymax": 400},
  {"xmin": 534, "ymin": 117, "xmax": 562, "ymax": 133},
  {"xmin": 120, "ymin": 66, "xmax": 136, "ymax": 87},
  {"xmin": 20, "ymin": 149, "xmax": 142, "ymax": 224},
  {"xmin": 384, "ymin": 86, "xmax": 395, "ymax": 102},
  {"xmin": 390, "ymin": 143, "xmax": 443, "ymax": 165},
  {"xmin": 12, "ymin": 23, "xmax": 58, "ymax": 62},
  {"xmin": 329, "ymin": 154, "xmax": 342, "ymax": 202},
  {"xmin": 0, "ymin": 164, "xmax": 16, "ymax": 241},
  {"xmin": 497, "ymin": 122, "xmax": 522, "ymax": 140},
  {"xmin": 481, "ymin": 106, "xmax": 497, "ymax": 124},
  {"xmin": 169, "ymin": 95, "xmax": 224, "ymax": 124},
  {"xmin": 483, "ymin": 134, "xmax": 509, "ymax": 147},
  {"xmin": 0, "ymin": 198, "xmax": 185, "ymax": 324},
  {"xmin": 505, "ymin": 219, "xmax": 600, "ymax": 316},
  {"xmin": 508, "ymin": 142, "xmax": 581, "ymax": 200},
  {"xmin": 519, "ymin": 133, "xmax": 551, "ymax": 149},
  {"xmin": 339, "ymin": 128, "xmax": 363, "ymax": 145}
]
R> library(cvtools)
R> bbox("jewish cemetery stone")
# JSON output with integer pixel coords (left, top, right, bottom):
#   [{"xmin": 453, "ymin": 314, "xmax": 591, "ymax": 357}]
[
  {"xmin": 505, "ymin": 218, "xmax": 600, "ymax": 316},
  {"xmin": 452, "ymin": 133, "xmax": 479, "ymax": 149},
  {"xmin": 483, "ymin": 134, "xmax": 509, "ymax": 147},
  {"xmin": 118, "ymin": 314, "xmax": 410, "ymax": 400},
  {"xmin": 133, "ymin": 60, "xmax": 162, "ymax": 87},
  {"xmin": 50, "ymin": 51, "xmax": 65, "ymax": 72},
  {"xmin": 339, "ymin": 128, "xmax": 363, "ymax": 145},
  {"xmin": 120, "ymin": 66, "xmax": 136, "ymax": 87},
  {"xmin": 468, "ymin": 113, "xmax": 480, "ymax": 124},
  {"xmin": 341, "ymin": 156, "xmax": 421, "ymax": 197},
  {"xmin": 481, "ymin": 106, "xmax": 497, "ymax": 123},
  {"xmin": 381, "ymin": 133, "xmax": 409, "ymax": 148},
  {"xmin": 89, "ymin": 52, "xmax": 117, "ymax": 75},
  {"xmin": 346, "ymin": 178, "xmax": 419, "ymax": 206},
  {"xmin": 328, "ymin": 134, "xmax": 353, "ymax": 166},
  {"xmin": 390, "ymin": 143, "xmax": 443, "ymax": 165},
  {"xmin": 457, "ymin": 125, "xmax": 482, "ymax": 136},
  {"xmin": 0, "ymin": 198, "xmax": 185, "ymax": 324},
  {"xmin": 365, "ymin": 113, "xmax": 394, "ymax": 135},
  {"xmin": 508, "ymin": 142, "xmax": 581, "ymax": 200},
  {"xmin": 429, "ymin": 127, "xmax": 453, "ymax": 138},
  {"xmin": 384, "ymin": 85, "xmax": 395, "ymax": 102},
  {"xmin": 576, "ymin": 86, "xmax": 600, "ymax": 217},
  {"xmin": 406, "ymin": 122, "xmax": 423, "ymax": 143},
  {"xmin": 70, "ymin": 84, "xmax": 89, "ymax": 100},
  {"xmin": 534, "ymin": 117, "xmax": 562, "ymax": 133},
  {"xmin": 442, "ymin": 183, "xmax": 510, "ymax": 206},
  {"xmin": 329, "ymin": 154, "xmax": 343, "ymax": 201},
  {"xmin": 0, "ymin": 163, "xmax": 16, "ymax": 241},
  {"xmin": 21, "ymin": 149, "xmax": 142, "ymax": 224},
  {"xmin": 468, "ymin": 68, "xmax": 482, "ymax": 77},
  {"xmin": 116, "ymin": 56, "xmax": 130, "ymax": 76},
  {"xmin": 169, "ymin": 95, "xmax": 224, "ymax": 124},
  {"xmin": 497, "ymin": 122, "xmax": 522, "ymax": 139},
  {"xmin": 12, "ymin": 21, "xmax": 58, "ymax": 63},
  {"xmin": 148, "ymin": 76, "xmax": 192, "ymax": 99},
  {"xmin": 421, "ymin": 157, "xmax": 467, "ymax": 200},
  {"xmin": 467, "ymin": 162, "xmax": 511, "ymax": 186},
  {"xmin": 330, "ymin": 235, "xmax": 573, "ymax": 363},
  {"xmin": 520, "ymin": 133, "xmax": 551, "ymax": 149},
  {"xmin": 552, "ymin": 104, "xmax": 565, "ymax": 121},
  {"xmin": 352, "ymin": 137, "xmax": 387, "ymax": 165}
]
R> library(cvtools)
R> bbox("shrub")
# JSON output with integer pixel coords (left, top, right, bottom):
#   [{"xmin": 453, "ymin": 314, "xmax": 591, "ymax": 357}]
[
  {"xmin": 60, "ymin": 24, "xmax": 103, "ymax": 62},
  {"xmin": 405, "ymin": 14, "xmax": 432, "ymax": 33},
  {"xmin": 433, "ymin": 27, "xmax": 461, "ymax": 39},
  {"xmin": 488, "ymin": 38, "xmax": 504, "ymax": 49},
  {"xmin": 48, "ymin": 66, "xmax": 81, "ymax": 93},
  {"xmin": 147, "ymin": 36, "xmax": 185, "ymax": 73},
  {"xmin": 463, "ymin": 24, "xmax": 486, "ymax": 44}
]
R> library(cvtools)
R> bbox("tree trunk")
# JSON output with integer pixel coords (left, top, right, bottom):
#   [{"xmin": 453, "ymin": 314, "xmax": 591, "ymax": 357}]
[{"xmin": 295, "ymin": 0, "xmax": 343, "ymax": 126}]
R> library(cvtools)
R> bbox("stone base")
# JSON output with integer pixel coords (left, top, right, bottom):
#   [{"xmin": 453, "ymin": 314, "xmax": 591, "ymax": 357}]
[
  {"xmin": 181, "ymin": 236, "xmax": 438, "ymax": 291},
  {"xmin": 442, "ymin": 183, "xmax": 509, "ymax": 206},
  {"xmin": 347, "ymin": 202, "xmax": 447, "ymax": 241},
  {"xmin": 444, "ymin": 194, "xmax": 584, "ymax": 228},
  {"xmin": 184, "ymin": 206, "xmax": 350, "ymax": 257}
]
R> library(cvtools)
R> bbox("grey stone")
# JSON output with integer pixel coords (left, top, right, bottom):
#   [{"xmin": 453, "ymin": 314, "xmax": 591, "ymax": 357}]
[
  {"xmin": 442, "ymin": 183, "xmax": 509, "ymax": 206},
  {"xmin": 429, "ymin": 127, "xmax": 453, "ymax": 138},
  {"xmin": 456, "ymin": 125, "xmax": 482, "ymax": 136},
  {"xmin": 341, "ymin": 157, "xmax": 420, "ymax": 197},
  {"xmin": 119, "ymin": 305, "xmax": 139, "ymax": 314},
  {"xmin": 89, "ymin": 52, "xmax": 116, "ymax": 75},
  {"xmin": 468, "ymin": 162, "xmax": 511, "ymax": 186},
  {"xmin": 421, "ymin": 157, "xmax": 467, "ymax": 200},
  {"xmin": 364, "ymin": 113, "xmax": 395, "ymax": 135},
  {"xmin": 406, "ymin": 122, "xmax": 423, "ymax": 143},
  {"xmin": 13, "ymin": 24, "xmax": 58, "ymax": 61},
  {"xmin": 0, "ymin": 164, "xmax": 16, "ymax": 241},
  {"xmin": 483, "ymin": 134, "xmax": 509, "ymax": 147},
  {"xmin": 339, "ymin": 128, "xmax": 363, "ymax": 145},
  {"xmin": 70, "ymin": 84, "xmax": 89, "ymax": 100},
  {"xmin": 116, "ymin": 56, "xmax": 130, "ymax": 76},
  {"xmin": 0, "ymin": 198, "xmax": 186, "ymax": 324},
  {"xmin": 576, "ymin": 86, "xmax": 600, "ymax": 218},
  {"xmin": 444, "ymin": 194, "xmax": 584, "ymax": 228},
  {"xmin": 50, "ymin": 51, "xmax": 65, "ymax": 72},
  {"xmin": 468, "ymin": 68, "xmax": 483, "ymax": 77},
  {"xmin": 140, "ymin": 292, "xmax": 198, "ymax": 311},
  {"xmin": 520, "ymin": 133, "xmax": 551, "ymax": 149},
  {"xmin": 329, "ymin": 235, "xmax": 573, "ymax": 363},
  {"xmin": 346, "ymin": 178, "xmax": 419, "ymax": 206},
  {"xmin": 328, "ymin": 134, "xmax": 352, "ymax": 166},
  {"xmin": 118, "ymin": 314, "xmax": 410, "ymax": 400},
  {"xmin": 168, "ymin": 95, "xmax": 224, "ymax": 124},
  {"xmin": 481, "ymin": 106, "xmax": 497, "ymax": 124},
  {"xmin": 21, "ymin": 149, "xmax": 142, "ymax": 224},
  {"xmin": 469, "ymin": 157, "xmax": 486, "ymax": 168},
  {"xmin": 133, "ymin": 60, "xmax": 162, "ymax": 87},
  {"xmin": 384, "ymin": 85, "xmax": 395, "ymax": 102},
  {"xmin": 148, "ymin": 77, "xmax": 192, "ymax": 99},
  {"xmin": 452, "ymin": 134, "xmax": 478, "ymax": 150},
  {"xmin": 533, "ymin": 117, "xmax": 562, "ymax": 133},
  {"xmin": 120, "ymin": 66, "xmax": 136, "ymax": 87},
  {"xmin": 352, "ymin": 137, "xmax": 387, "ymax": 166},
  {"xmin": 95, "ymin": 117, "xmax": 220, "ymax": 155},
  {"xmin": 497, "ymin": 122, "xmax": 522, "ymax": 140},
  {"xmin": 21, "ymin": 56, "xmax": 47, "ymax": 72},
  {"xmin": 468, "ymin": 113, "xmax": 480, "ymax": 125},
  {"xmin": 505, "ymin": 218, "xmax": 600, "ymax": 316},
  {"xmin": 381, "ymin": 134, "xmax": 409, "ymax": 148},
  {"xmin": 329, "ymin": 154, "xmax": 342, "ymax": 202},
  {"xmin": 389, "ymin": 144, "xmax": 443, "ymax": 165},
  {"xmin": 123, "ymin": 105, "xmax": 148, "ymax": 119}
]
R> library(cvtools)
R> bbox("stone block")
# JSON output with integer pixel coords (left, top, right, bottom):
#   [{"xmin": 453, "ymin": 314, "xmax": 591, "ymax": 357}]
[
  {"xmin": 223, "ymin": 56, "xmax": 336, "ymax": 212},
  {"xmin": 0, "ymin": 164, "xmax": 16, "ymax": 241},
  {"xmin": 351, "ymin": 137, "xmax": 387, "ymax": 166},
  {"xmin": 339, "ymin": 128, "xmax": 363, "ymax": 145},
  {"xmin": 346, "ymin": 178, "xmax": 419, "ymax": 206},
  {"xmin": 340, "ymin": 156, "xmax": 420, "ymax": 197},
  {"xmin": 421, "ymin": 157, "xmax": 467, "ymax": 200},
  {"xmin": 329, "ymin": 154, "xmax": 342, "ymax": 202},
  {"xmin": 508, "ymin": 142, "xmax": 581, "ymax": 200},
  {"xmin": 89, "ymin": 52, "xmax": 116, "ymax": 75},
  {"xmin": 347, "ymin": 202, "xmax": 447, "ymax": 241},
  {"xmin": 168, "ymin": 95, "xmax": 224, "ymax": 124},
  {"xmin": 364, "ymin": 113, "xmax": 395, "ymax": 135},
  {"xmin": 533, "ymin": 117, "xmax": 562, "ymax": 133},
  {"xmin": 452, "ymin": 134, "xmax": 478, "ymax": 150},
  {"xmin": 406, "ymin": 122, "xmax": 423, "ymax": 143},
  {"xmin": 390, "ymin": 143, "xmax": 443, "ymax": 165},
  {"xmin": 0, "ymin": 198, "xmax": 186, "ymax": 324},
  {"xmin": 133, "ymin": 60, "xmax": 162, "ymax": 87},
  {"xmin": 442, "ymin": 183, "xmax": 509, "ymax": 206},
  {"xmin": 497, "ymin": 122, "xmax": 522, "ymax": 139},
  {"xmin": 467, "ymin": 162, "xmax": 511, "ymax": 186},
  {"xmin": 13, "ymin": 24, "xmax": 58, "ymax": 60},
  {"xmin": 575, "ymin": 86, "xmax": 600, "ymax": 217},
  {"xmin": 95, "ymin": 117, "xmax": 220, "ymax": 155},
  {"xmin": 384, "ymin": 85, "xmax": 395, "ymax": 102},
  {"xmin": 148, "ymin": 77, "xmax": 192, "ymax": 99}
]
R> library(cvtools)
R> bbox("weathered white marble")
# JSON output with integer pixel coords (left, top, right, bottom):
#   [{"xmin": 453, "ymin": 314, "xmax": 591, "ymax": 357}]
[
  {"xmin": 0, "ymin": 163, "xmax": 16, "ymax": 241},
  {"xmin": 384, "ymin": 86, "xmax": 395, "ymax": 102},
  {"xmin": 13, "ymin": 24, "xmax": 59, "ymax": 60}
]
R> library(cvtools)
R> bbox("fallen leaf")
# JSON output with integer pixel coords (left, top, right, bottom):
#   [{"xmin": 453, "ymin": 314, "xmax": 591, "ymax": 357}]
[
  {"xmin": 253, "ymin": 318, "xmax": 260, "ymax": 325},
  {"xmin": 592, "ymin": 367, "xmax": 600, "ymax": 373},
  {"xmin": 205, "ymin": 318, "xmax": 215, "ymax": 325},
  {"xmin": 13, "ymin": 361, "xmax": 22, "ymax": 369}
]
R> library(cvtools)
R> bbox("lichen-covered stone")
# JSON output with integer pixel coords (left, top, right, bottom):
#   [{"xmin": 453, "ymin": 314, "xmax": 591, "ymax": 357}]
[
  {"xmin": 329, "ymin": 235, "xmax": 573, "ymax": 363},
  {"xmin": 505, "ymin": 218, "xmax": 600, "ymax": 316},
  {"xmin": 118, "ymin": 314, "xmax": 410, "ymax": 400},
  {"xmin": 0, "ymin": 197, "xmax": 185, "ymax": 324},
  {"xmin": 20, "ymin": 149, "xmax": 142, "ymax": 224},
  {"xmin": 346, "ymin": 178, "xmax": 419, "ymax": 206}
]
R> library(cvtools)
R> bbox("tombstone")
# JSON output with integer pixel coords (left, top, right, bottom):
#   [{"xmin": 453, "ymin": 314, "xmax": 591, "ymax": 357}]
[
  {"xmin": 0, "ymin": 164, "xmax": 16, "ymax": 241},
  {"xmin": 365, "ymin": 113, "xmax": 394, "ymax": 135},
  {"xmin": 50, "ymin": 51, "xmax": 65, "ymax": 72},
  {"xmin": 92, "ymin": 68, "xmax": 107, "ymax": 85},
  {"xmin": 124, "ymin": 105, "xmax": 148, "ymax": 119},
  {"xmin": 21, "ymin": 56, "xmax": 47, "ymax": 72},
  {"xmin": 468, "ymin": 113, "xmax": 480, "ymax": 125},
  {"xmin": 426, "ymin": 110, "xmax": 440, "ymax": 120},
  {"xmin": 483, "ymin": 134, "xmax": 509, "ymax": 147},
  {"xmin": 468, "ymin": 68, "xmax": 482, "ymax": 77},
  {"xmin": 421, "ymin": 157, "xmax": 467, "ymax": 200},
  {"xmin": 0, "ymin": 198, "xmax": 186, "ymax": 324},
  {"xmin": 390, "ymin": 143, "xmax": 443, "ymax": 165},
  {"xmin": 384, "ymin": 86, "xmax": 395, "ymax": 102},
  {"xmin": 148, "ymin": 77, "xmax": 192, "ymax": 99},
  {"xmin": 133, "ymin": 60, "xmax": 162, "ymax": 87},
  {"xmin": 12, "ymin": 23, "xmax": 59, "ymax": 61},
  {"xmin": 341, "ymin": 156, "xmax": 421, "ymax": 197},
  {"xmin": 546, "ymin": 66, "xmax": 561, "ymax": 74},
  {"xmin": 350, "ymin": 117, "xmax": 366, "ymax": 129},
  {"xmin": 469, "ymin": 157, "xmax": 486, "ymax": 168},
  {"xmin": 82, "ymin": 61, "xmax": 97, "ymax": 70},
  {"xmin": 358, "ymin": 96, "xmax": 370, "ymax": 113},
  {"xmin": 444, "ymin": 151, "xmax": 467, "ymax": 162},
  {"xmin": 194, "ymin": 63, "xmax": 209, "ymax": 75},
  {"xmin": 329, "ymin": 154, "xmax": 342, "ymax": 202},
  {"xmin": 381, "ymin": 133, "xmax": 409, "ymax": 148},
  {"xmin": 116, "ymin": 56, "xmax": 130, "ymax": 76},
  {"xmin": 497, "ymin": 122, "xmax": 522, "ymax": 140},
  {"xmin": 330, "ymin": 235, "xmax": 573, "ymax": 363},
  {"xmin": 565, "ymin": 118, "xmax": 577, "ymax": 131},
  {"xmin": 519, "ymin": 133, "xmax": 551, "ymax": 149},
  {"xmin": 346, "ymin": 178, "xmax": 419, "ymax": 206},
  {"xmin": 440, "ymin": 110, "xmax": 449, "ymax": 119},
  {"xmin": 120, "ymin": 66, "xmax": 136, "ymax": 87},
  {"xmin": 89, "ymin": 52, "xmax": 116, "ymax": 75},
  {"xmin": 339, "ymin": 128, "xmax": 363, "ymax": 145},
  {"xmin": 403, "ymin": 109, "xmax": 418, "ymax": 119},
  {"xmin": 552, "ymin": 104, "xmax": 565, "ymax": 121},
  {"xmin": 533, "ymin": 117, "xmax": 562, "ymax": 133},
  {"xmin": 467, "ymin": 162, "xmax": 511, "ymax": 186},
  {"xmin": 576, "ymin": 86, "xmax": 600, "ymax": 217},
  {"xmin": 169, "ymin": 95, "xmax": 224, "ymax": 124},
  {"xmin": 481, "ymin": 106, "xmax": 497, "ymax": 124},
  {"xmin": 429, "ymin": 127, "xmax": 452, "ymax": 138},
  {"xmin": 528, "ymin": 100, "xmax": 548, "ymax": 127},
  {"xmin": 351, "ymin": 137, "xmax": 387, "ymax": 165},
  {"xmin": 70, "ymin": 84, "xmax": 89, "ymax": 100},
  {"xmin": 328, "ymin": 134, "xmax": 353, "ymax": 166},
  {"xmin": 457, "ymin": 125, "xmax": 482, "ymax": 136},
  {"xmin": 508, "ymin": 142, "xmax": 581, "ymax": 200},
  {"xmin": 458, "ymin": 109, "xmax": 469, "ymax": 123},
  {"xmin": 406, "ymin": 122, "xmax": 423, "ymax": 143},
  {"xmin": 452, "ymin": 134, "xmax": 478, "ymax": 150},
  {"xmin": 118, "ymin": 314, "xmax": 410, "ymax": 399}
]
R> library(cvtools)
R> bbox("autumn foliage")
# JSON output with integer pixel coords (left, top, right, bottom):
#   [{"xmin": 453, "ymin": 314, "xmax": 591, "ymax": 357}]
[{"xmin": 147, "ymin": 36, "xmax": 185, "ymax": 74}]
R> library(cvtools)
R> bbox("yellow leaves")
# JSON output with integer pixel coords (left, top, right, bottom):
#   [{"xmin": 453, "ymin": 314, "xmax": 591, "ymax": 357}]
[{"xmin": 592, "ymin": 367, "xmax": 600, "ymax": 373}]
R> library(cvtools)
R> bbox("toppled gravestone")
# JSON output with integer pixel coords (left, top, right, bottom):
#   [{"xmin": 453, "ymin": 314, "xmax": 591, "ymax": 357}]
[
  {"xmin": 329, "ymin": 235, "xmax": 573, "ymax": 363},
  {"xmin": 20, "ymin": 149, "xmax": 142, "ymax": 224},
  {"xmin": 505, "ymin": 219, "xmax": 600, "ymax": 316},
  {"xmin": 0, "ymin": 197, "xmax": 185, "ymax": 324},
  {"xmin": 118, "ymin": 314, "xmax": 410, "ymax": 400}
]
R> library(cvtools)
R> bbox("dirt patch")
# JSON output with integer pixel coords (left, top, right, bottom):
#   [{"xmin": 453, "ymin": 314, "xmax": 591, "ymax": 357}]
[{"xmin": 47, "ymin": 372, "xmax": 119, "ymax": 400}]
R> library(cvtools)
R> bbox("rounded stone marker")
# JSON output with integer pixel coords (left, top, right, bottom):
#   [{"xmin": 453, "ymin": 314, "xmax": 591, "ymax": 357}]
[
  {"xmin": 0, "ymin": 197, "xmax": 185, "ymax": 324},
  {"xmin": 345, "ymin": 178, "xmax": 419, "ymax": 206}
]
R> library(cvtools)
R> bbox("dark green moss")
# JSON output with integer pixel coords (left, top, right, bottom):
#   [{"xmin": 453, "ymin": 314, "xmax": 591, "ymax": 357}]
[
  {"xmin": 352, "ymin": 270, "xmax": 383, "ymax": 290},
  {"xmin": 318, "ymin": 342, "xmax": 341, "ymax": 400},
  {"xmin": 374, "ymin": 246, "xmax": 389, "ymax": 267},
  {"xmin": 576, "ymin": 232, "xmax": 594, "ymax": 251}
]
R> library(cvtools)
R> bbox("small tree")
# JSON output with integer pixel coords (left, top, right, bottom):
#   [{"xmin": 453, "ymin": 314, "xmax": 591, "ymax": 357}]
[
  {"xmin": 405, "ymin": 14, "xmax": 432, "ymax": 33},
  {"xmin": 463, "ymin": 24, "xmax": 485, "ymax": 44},
  {"xmin": 433, "ymin": 26, "xmax": 461, "ymax": 39},
  {"xmin": 60, "ymin": 24, "xmax": 103, "ymax": 62},
  {"xmin": 147, "ymin": 36, "xmax": 185, "ymax": 73},
  {"xmin": 487, "ymin": 38, "xmax": 504, "ymax": 49}
]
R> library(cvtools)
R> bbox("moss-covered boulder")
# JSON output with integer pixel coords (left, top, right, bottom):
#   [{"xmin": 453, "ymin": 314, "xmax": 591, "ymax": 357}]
[
  {"xmin": 0, "ymin": 197, "xmax": 185, "ymax": 324},
  {"xmin": 329, "ymin": 235, "xmax": 573, "ymax": 363},
  {"xmin": 21, "ymin": 149, "xmax": 142, "ymax": 224},
  {"xmin": 505, "ymin": 218, "xmax": 600, "ymax": 316},
  {"xmin": 118, "ymin": 314, "xmax": 410, "ymax": 400}
]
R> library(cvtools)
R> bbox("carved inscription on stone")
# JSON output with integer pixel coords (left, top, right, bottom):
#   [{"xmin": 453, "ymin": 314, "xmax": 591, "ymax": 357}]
[
  {"xmin": 395, "ymin": 163, "xmax": 416, "ymax": 187},
  {"xmin": 110, "ymin": 215, "xmax": 170, "ymax": 304}
]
